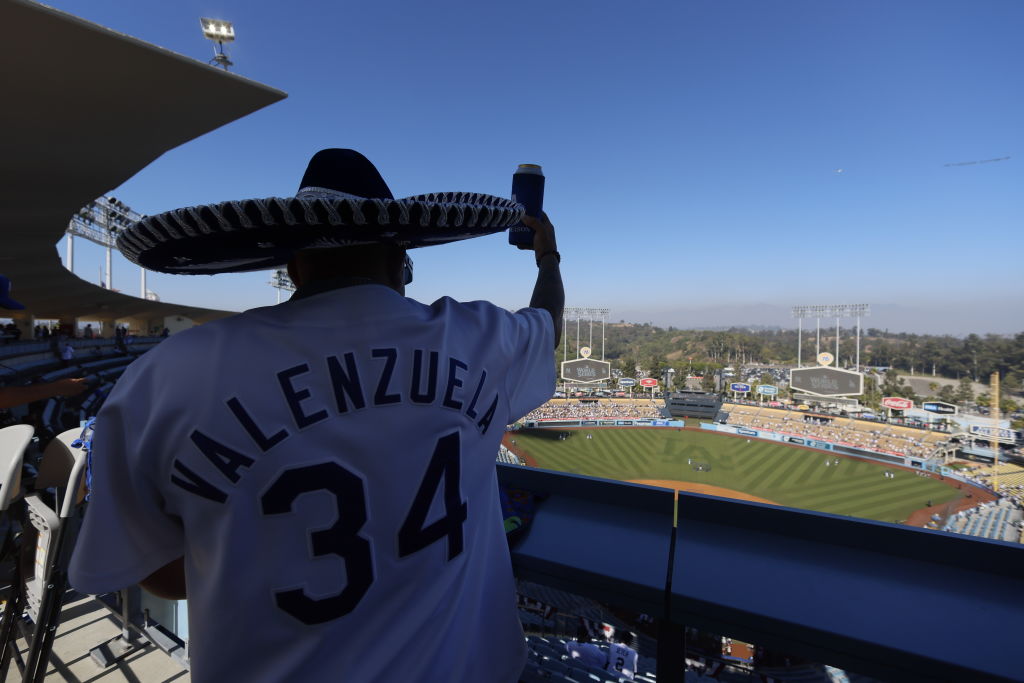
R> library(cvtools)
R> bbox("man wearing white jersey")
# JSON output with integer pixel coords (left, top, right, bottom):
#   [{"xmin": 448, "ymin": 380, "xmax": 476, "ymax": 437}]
[
  {"xmin": 607, "ymin": 635, "xmax": 639, "ymax": 680},
  {"xmin": 69, "ymin": 150, "xmax": 564, "ymax": 682}
]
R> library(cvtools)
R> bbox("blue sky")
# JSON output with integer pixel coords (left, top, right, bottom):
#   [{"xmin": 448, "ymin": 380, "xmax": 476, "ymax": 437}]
[{"xmin": 45, "ymin": 0, "xmax": 1022, "ymax": 334}]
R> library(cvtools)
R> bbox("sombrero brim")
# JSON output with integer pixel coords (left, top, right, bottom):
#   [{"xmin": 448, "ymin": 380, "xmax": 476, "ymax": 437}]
[{"xmin": 116, "ymin": 192, "xmax": 524, "ymax": 274}]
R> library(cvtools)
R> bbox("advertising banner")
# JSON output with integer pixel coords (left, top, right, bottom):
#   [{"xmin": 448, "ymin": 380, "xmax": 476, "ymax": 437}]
[
  {"xmin": 969, "ymin": 425, "xmax": 1016, "ymax": 443},
  {"xmin": 922, "ymin": 401, "xmax": 957, "ymax": 415},
  {"xmin": 730, "ymin": 382, "xmax": 751, "ymax": 393},
  {"xmin": 618, "ymin": 377, "xmax": 637, "ymax": 387},
  {"xmin": 881, "ymin": 397, "xmax": 914, "ymax": 411},
  {"xmin": 756, "ymin": 385, "xmax": 778, "ymax": 396}
]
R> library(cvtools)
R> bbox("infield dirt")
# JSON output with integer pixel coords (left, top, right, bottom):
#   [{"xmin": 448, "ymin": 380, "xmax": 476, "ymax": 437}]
[{"xmin": 628, "ymin": 479, "xmax": 781, "ymax": 505}]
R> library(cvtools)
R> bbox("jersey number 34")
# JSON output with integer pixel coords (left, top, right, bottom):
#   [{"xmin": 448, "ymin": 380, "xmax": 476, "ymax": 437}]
[{"xmin": 260, "ymin": 430, "xmax": 467, "ymax": 625}]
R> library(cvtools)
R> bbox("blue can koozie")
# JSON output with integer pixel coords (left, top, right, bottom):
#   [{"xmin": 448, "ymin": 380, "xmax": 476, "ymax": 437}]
[{"xmin": 508, "ymin": 164, "xmax": 545, "ymax": 249}]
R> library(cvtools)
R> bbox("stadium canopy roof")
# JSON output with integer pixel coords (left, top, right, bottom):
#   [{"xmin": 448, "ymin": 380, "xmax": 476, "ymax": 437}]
[{"xmin": 0, "ymin": 0, "xmax": 286, "ymax": 323}]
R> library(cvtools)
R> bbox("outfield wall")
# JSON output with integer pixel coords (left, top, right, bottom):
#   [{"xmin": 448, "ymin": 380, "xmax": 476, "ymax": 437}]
[{"xmin": 521, "ymin": 418, "xmax": 687, "ymax": 428}]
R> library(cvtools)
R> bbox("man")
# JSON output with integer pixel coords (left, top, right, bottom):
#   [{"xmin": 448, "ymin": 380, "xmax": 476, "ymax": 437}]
[
  {"xmin": 565, "ymin": 640, "xmax": 608, "ymax": 669},
  {"xmin": 69, "ymin": 150, "xmax": 562, "ymax": 683},
  {"xmin": 606, "ymin": 632, "xmax": 640, "ymax": 680},
  {"xmin": 59, "ymin": 340, "xmax": 74, "ymax": 368}
]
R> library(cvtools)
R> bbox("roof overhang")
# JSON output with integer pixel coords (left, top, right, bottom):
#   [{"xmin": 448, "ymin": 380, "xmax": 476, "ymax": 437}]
[{"xmin": 0, "ymin": 0, "xmax": 287, "ymax": 322}]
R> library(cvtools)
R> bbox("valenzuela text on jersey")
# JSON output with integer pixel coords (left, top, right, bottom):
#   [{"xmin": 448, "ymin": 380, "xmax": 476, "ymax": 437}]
[{"xmin": 169, "ymin": 347, "xmax": 499, "ymax": 503}]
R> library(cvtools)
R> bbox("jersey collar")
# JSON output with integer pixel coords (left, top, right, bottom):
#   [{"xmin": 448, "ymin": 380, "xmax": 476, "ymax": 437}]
[{"xmin": 289, "ymin": 275, "xmax": 392, "ymax": 302}]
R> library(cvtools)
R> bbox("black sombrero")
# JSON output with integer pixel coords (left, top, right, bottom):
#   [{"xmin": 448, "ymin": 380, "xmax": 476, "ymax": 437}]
[{"xmin": 116, "ymin": 149, "xmax": 525, "ymax": 275}]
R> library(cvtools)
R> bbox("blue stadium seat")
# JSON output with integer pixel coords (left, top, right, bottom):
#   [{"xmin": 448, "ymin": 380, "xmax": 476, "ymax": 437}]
[
  {"xmin": 538, "ymin": 657, "xmax": 571, "ymax": 677},
  {"xmin": 519, "ymin": 663, "xmax": 555, "ymax": 683}
]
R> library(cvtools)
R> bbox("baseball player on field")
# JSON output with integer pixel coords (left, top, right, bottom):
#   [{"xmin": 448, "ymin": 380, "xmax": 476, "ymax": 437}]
[{"xmin": 68, "ymin": 149, "xmax": 564, "ymax": 682}]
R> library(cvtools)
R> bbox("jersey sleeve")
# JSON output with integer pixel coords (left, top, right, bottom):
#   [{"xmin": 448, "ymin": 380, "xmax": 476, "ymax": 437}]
[
  {"xmin": 69, "ymin": 381, "xmax": 185, "ymax": 595},
  {"xmin": 502, "ymin": 307, "xmax": 555, "ymax": 422}
]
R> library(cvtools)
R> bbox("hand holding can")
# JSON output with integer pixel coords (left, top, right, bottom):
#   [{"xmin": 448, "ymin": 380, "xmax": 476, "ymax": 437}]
[{"xmin": 508, "ymin": 164, "xmax": 545, "ymax": 249}]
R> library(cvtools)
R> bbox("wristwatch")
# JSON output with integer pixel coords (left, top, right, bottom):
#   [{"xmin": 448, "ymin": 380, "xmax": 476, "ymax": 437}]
[{"xmin": 536, "ymin": 250, "xmax": 561, "ymax": 266}]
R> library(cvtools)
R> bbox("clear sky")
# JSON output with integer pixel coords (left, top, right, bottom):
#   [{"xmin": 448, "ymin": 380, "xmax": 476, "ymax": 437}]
[{"xmin": 44, "ymin": 0, "xmax": 1022, "ymax": 334}]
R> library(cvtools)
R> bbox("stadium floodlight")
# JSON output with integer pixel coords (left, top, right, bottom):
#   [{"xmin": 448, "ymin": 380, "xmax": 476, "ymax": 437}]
[
  {"xmin": 200, "ymin": 17, "xmax": 235, "ymax": 70},
  {"xmin": 269, "ymin": 269, "xmax": 295, "ymax": 304},
  {"xmin": 791, "ymin": 303, "xmax": 872, "ymax": 370}
]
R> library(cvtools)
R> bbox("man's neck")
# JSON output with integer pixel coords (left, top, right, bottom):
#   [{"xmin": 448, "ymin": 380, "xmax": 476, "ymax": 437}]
[{"xmin": 289, "ymin": 274, "xmax": 398, "ymax": 302}]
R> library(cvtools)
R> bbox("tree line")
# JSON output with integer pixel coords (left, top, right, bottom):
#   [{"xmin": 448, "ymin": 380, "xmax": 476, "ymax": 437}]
[{"xmin": 556, "ymin": 323, "xmax": 1024, "ymax": 395}]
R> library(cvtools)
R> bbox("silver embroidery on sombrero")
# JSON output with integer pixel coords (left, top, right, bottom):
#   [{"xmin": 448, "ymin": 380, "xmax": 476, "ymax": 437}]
[{"xmin": 116, "ymin": 193, "xmax": 524, "ymax": 272}]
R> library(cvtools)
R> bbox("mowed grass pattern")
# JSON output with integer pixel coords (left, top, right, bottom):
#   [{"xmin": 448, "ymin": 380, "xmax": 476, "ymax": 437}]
[{"xmin": 513, "ymin": 428, "xmax": 959, "ymax": 523}]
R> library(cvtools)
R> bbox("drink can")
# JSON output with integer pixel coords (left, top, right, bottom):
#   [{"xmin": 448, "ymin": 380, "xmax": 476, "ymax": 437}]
[{"xmin": 508, "ymin": 164, "xmax": 545, "ymax": 249}]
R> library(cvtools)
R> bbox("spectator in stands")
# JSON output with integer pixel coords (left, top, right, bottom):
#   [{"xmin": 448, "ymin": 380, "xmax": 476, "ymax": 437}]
[
  {"xmin": 160, "ymin": 327, "xmax": 170, "ymax": 337},
  {"xmin": 60, "ymin": 340, "xmax": 74, "ymax": 368},
  {"xmin": 565, "ymin": 640, "xmax": 608, "ymax": 669},
  {"xmin": 83, "ymin": 323, "xmax": 94, "ymax": 339},
  {"xmin": 69, "ymin": 149, "xmax": 563, "ymax": 683},
  {"xmin": 607, "ymin": 631, "xmax": 639, "ymax": 680},
  {"xmin": 0, "ymin": 377, "xmax": 89, "ymax": 410}
]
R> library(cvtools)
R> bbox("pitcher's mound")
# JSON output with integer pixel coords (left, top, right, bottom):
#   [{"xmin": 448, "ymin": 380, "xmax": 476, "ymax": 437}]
[{"xmin": 629, "ymin": 479, "xmax": 780, "ymax": 506}]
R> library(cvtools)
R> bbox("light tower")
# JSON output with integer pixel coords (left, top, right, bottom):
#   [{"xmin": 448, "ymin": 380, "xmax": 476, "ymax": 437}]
[
  {"xmin": 269, "ymin": 270, "xmax": 295, "ymax": 304},
  {"xmin": 200, "ymin": 18, "xmax": 235, "ymax": 71},
  {"xmin": 561, "ymin": 307, "xmax": 611, "ymax": 393},
  {"xmin": 791, "ymin": 304, "xmax": 870, "ymax": 369}
]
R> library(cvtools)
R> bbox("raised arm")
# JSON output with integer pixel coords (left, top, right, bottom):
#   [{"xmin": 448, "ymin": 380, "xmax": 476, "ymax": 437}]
[{"xmin": 523, "ymin": 213, "xmax": 564, "ymax": 349}]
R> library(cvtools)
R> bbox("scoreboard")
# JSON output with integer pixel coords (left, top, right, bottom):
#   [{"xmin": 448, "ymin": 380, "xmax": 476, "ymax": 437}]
[
  {"xmin": 790, "ymin": 367, "xmax": 864, "ymax": 397},
  {"xmin": 561, "ymin": 358, "xmax": 611, "ymax": 383}
]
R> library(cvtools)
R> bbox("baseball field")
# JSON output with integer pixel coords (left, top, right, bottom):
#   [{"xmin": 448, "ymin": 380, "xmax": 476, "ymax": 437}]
[{"xmin": 506, "ymin": 428, "xmax": 963, "ymax": 523}]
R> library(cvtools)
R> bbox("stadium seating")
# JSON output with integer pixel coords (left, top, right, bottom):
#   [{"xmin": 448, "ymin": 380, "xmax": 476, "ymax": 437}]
[
  {"xmin": 943, "ymin": 499, "xmax": 1023, "ymax": 542},
  {"xmin": 525, "ymin": 398, "xmax": 666, "ymax": 422},
  {"xmin": 723, "ymin": 403, "xmax": 948, "ymax": 460}
]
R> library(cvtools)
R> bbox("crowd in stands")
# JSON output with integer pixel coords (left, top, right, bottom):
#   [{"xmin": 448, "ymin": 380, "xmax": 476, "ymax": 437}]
[
  {"xmin": 726, "ymin": 404, "xmax": 946, "ymax": 460},
  {"xmin": 524, "ymin": 399, "xmax": 666, "ymax": 421}
]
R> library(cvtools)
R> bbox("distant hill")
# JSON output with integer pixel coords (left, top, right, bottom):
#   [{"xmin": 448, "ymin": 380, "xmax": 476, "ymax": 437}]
[{"xmin": 558, "ymin": 323, "xmax": 1024, "ymax": 395}]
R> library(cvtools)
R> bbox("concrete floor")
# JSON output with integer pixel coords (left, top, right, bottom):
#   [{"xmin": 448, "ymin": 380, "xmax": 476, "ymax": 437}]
[{"xmin": 3, "ymin": 592, "xmax": 188, "ymax": 683}]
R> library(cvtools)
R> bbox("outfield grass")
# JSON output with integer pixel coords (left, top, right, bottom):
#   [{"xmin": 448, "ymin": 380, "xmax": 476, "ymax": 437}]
[{"xmin": 511, "ymin": 428, "xmax": 960, "ymax": 523}]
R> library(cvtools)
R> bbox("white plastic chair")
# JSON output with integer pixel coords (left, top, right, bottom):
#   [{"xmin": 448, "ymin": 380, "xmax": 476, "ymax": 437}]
[
  {"xmin": 0, "ymin": 425, "xmax": 34, "ymax": 512},
  {"xmin": 0, "ymin": 427, "xmax": 89, "ymax": 683}
]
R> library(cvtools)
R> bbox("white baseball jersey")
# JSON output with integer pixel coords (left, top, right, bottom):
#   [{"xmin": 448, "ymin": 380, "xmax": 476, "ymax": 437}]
[
  {"xmin": 607, "ymin": 642, "xmax": 638, "ymax": 679},
  {"xmin": 69, "ymin": 284, "xmax": 554, "ymax": 683}
]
